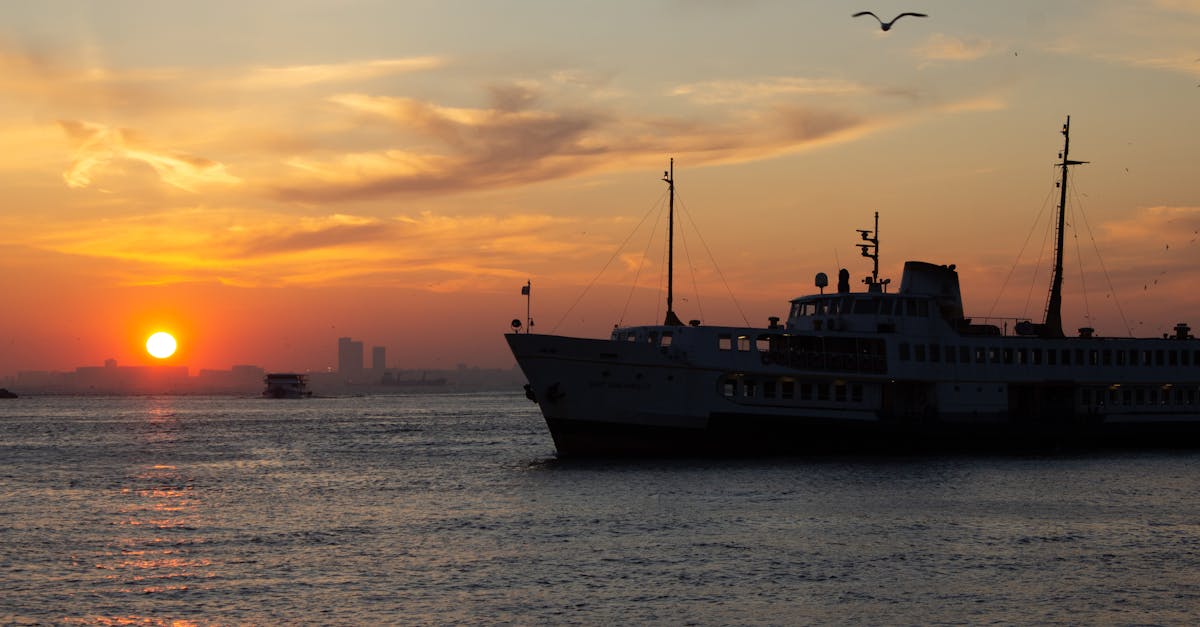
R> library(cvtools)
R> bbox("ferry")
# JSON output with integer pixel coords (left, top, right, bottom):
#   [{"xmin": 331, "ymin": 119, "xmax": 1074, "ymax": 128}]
[
  {"xmin": 263, "ymin": 373, "xmax": 312, "ymax": 399},
  {"xmin": 507, "ymin": 118, "xmax": 1200, "ymax": 456}
]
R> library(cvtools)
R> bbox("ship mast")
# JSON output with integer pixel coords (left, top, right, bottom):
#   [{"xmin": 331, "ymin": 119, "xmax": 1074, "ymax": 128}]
[
  {"xmin": 1042, "ymin": 115, "xmax": 1088, "ymax": 338},
  {"xmin": 662, "ymin": 159, "xmax": 683, "ymax": 326}
]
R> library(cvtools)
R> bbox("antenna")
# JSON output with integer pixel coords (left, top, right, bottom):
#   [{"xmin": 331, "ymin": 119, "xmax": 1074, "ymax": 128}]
[{"xmin": 857, "ymin": 212, "xmax": 890, "ymax": 292}]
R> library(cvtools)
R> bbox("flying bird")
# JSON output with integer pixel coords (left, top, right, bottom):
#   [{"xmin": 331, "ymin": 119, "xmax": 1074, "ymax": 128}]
[{"xmin": 853, "ymin": 11, "xmax": 928, "ymax": 31}]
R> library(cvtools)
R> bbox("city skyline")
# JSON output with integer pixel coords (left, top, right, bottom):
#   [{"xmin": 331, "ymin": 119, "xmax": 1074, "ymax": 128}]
[{"xmin": 3, "ymin": 1, "xmax": 1199, "ymax": 377}]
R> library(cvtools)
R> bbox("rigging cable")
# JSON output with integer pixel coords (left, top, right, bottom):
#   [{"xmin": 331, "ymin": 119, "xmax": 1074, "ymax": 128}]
[
  {"xmin": 618, "ymin": 194, "xmax": 667, "ymax": 326},
  {"xmin": 552, "ymin": 189, "xmax": 668, "ymax": 334},
  {"xmin": 676, "ymin": 192, "xmax": 752, "ymax": 327},
  {"xmin": 1071, "ymin": 181, "xmax": 1133, "ymax": 336},
  {"xmin": 986, "ymin": 182, "xmax": 1056, "ymax": 320},
  {"xmin": 676, "ymin": 198, "xmax": 706, "ymax": 323}
]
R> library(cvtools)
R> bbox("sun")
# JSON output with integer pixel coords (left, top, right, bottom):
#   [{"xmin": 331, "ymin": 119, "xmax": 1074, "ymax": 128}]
[{"xmin": 146, "ymin": 332, "xmax": 178, "ymax": 359}]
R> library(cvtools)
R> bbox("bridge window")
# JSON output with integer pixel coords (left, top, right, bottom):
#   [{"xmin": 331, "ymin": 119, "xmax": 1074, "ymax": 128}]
[
  {"xmin": 718, "ymin": 334, "xmax": 732, "ymax": 351},
  {"xmin": 853, "ymin": 298, "xmax": 879, "ymax": 315}
]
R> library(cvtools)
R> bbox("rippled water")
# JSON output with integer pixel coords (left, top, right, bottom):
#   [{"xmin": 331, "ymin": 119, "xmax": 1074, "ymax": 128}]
[{"xmin": 3, "ymin": 393, "xmax": 1200, "ymax": 625}]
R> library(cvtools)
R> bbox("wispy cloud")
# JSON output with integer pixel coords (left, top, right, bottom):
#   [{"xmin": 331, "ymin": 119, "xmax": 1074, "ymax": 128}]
[
  {"xmin": 58, "ymin": 120, "xmax": 240, "ymax": 192},
  {"xmin": 914, "ymin": 34, "xmax": 996, "ymax": 62},
  {"xmin": 671, "ymin": 77, "xmax": 869, "ymax": 104},
  {"xmin": 236, "ymin": 56, "xmax": 446, "ymax": 88}
]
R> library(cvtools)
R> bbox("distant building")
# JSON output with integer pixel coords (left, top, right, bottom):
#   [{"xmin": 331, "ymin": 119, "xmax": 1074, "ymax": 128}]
[
  {"xmin": 372, "ymin": 346, "xmax": 386, "ymax": 372},
  {"xmin": 337, "ymin": 337, "xmax": 365, "ymax": 381}
]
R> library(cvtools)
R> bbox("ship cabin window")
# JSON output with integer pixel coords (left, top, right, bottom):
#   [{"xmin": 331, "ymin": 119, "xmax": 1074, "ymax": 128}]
[
  {"xmin": 899, "ymin": 343, "xmax": 911, "ymax": 361},
  {"xmin": 1003, "ymin": 348, "xmax": 1014, "ymax": 365},
  {"xmin": 1135, "ymin": 389, "xmax": 1145, "ymax": 405},
  {"xmin": 1081, "ymin": 388, "xmax": 1092, "ymax": 406},
  {"xmin": 737, "ymin": 336, "xmax": 752, "ymax": 352},
  {"xmin": 834, "ymin": 382, "xmax": 847, "ymax": 402},
  {"xmin": 782, "ymin": 381, "xmax": 795, "ymax": 400},
  {"xmin": 1089, "ymin": 349, "xmax": 1099, "ymax": 366},
  {"xmin": 800, "ymin": 383, "xmax": 813, "ymax": 400},
  {"xmin": 946, "ymin": 345, "xmax": 956, "ymax": 363},
  {"xmin": 1128, "ymin": 349, "xmax": 1138, "ymax": 365},
  {"xmin": 1170, "ymin": 351, "xmax": 1178, "ymax": 366},
  {"xmin": 1109, "ymin": 388, "xmax": 1119, "ymax": 404},
  {"xmin": 756, "ymin": 336, "xmax": 771, "ymax": 352},
  {"xmin": 1156, "ymin": 350, "xmax": 1165, "ymax": 366},
  {"xmin": 1182, "ymin": 351, "xmax": 1190, "ymax": 366},
  {"xmin": 1047, "ymin": 349, "xmax": 1057, "ymax": 366},
  {"xmin": 1123, "ymin": 389, "xmax": 1132, "ymax": 405},
  {"xmin": 853, "ymin": 298, "xmax": 879, "ymax": 315},
  {"xmin": 660, "ymin": 332, "xmax": 672, "ymax": 347},
  {"xmin": 852, "ymin": 383, "xmax": 864, "ymax": 403},
  {"xmin": 960, "ymin": 346, "xmax": 971, "ymax": 363},
  {"xmin": 1194, "ymin": 350, "xmax": 1200, "ymax": 365},
  {"xmin": 1103, "ymin": 349, "xmax": 1112, "ymax": 366},
  {"xmin": 1074, "ymin": 349, "xmax": 1084, "ymax": 365},
  {"xmin": 989, "ymin": 347, "xmax": 1001, "ymax": 364},
  {"xmin": 914, "ymin": 344, "xmax": 927, "ymax": 362},
  {"xmin": 817, "ymin": 384, "xmax": 830, "ymax": 401},
  {"xmin": 1061, "ymin": 349, "xmax": 1071, "ymax": 366},
  {"xmin": 1017, "ymin": 348, "xmax": 1027, "ymax": 365},
  {"xmin": 647, "ymin": 332, "xmax": 657, "ymax": 345},
  {"xmin": 763, "ymin": 381, "xmax": 776, "ymax": 399},
  {"xmin": 974, "ymin": 347, "xmax": 986, "ymax": 364},
  {"xmin": 722, "ymin": 379, "xmax": 736, "ymax": 397},
  {"xmin": 718, "ymin": 334, "xmax": 732, "ymax": 351},
  {"xmin": 1116, "ymin": 350, "xmax": 1126, "ymax": 366},
  {"xmin": 744, "ymin": 380, "xmax": 757, "ymax": 398},
  {"xmin": 1032, "ymin": 348, "xmax": 1042, "ymax": 365},
  {"xmin": 930, "ymin": 344, "xmax": 941, "ymax": 363},
  {"xmin": 1142, "ymin": 350, "xmax": 1152, "ymax": 366}
]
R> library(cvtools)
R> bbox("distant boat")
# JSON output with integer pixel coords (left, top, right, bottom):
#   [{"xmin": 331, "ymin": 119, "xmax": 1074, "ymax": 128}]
[
  {"xmin": 0, "ymin": 388, "xmax": 17, "ymax": 399},
  {"xmin": 507, "ymin": 119, "xmax": 1200, "ymax": 457},
  {"xmin": 263, "ymin": 373, "xmax": 312, "ymax": 399}
]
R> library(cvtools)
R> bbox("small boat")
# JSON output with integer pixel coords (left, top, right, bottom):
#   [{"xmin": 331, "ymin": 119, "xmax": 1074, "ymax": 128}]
[
  {"xmin": 263, "ymin": 373, "xmax": 312, "ymax": 399},
  {"xmin": 0, "ymin": 388, "xmax": 17, "ymax": 399},
  {"xmin": 507, "ymin": 118, "xmax": 1200, "ymax": 457}
]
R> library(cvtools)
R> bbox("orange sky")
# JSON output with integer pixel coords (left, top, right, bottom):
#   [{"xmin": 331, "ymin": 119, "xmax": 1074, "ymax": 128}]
[{"xmin": 2, "ymin": 1, "xmax": 1199, "ymax": 376}]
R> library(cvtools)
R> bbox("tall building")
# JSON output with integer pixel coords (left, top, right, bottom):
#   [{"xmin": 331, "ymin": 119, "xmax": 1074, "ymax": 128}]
[
  {"xmin": 371, "ymin": 346, "xmax": 386, "ymax": 372},
  {"xmin": 337, "ymin": 337, "xmax": 364, "ymax": 380}
]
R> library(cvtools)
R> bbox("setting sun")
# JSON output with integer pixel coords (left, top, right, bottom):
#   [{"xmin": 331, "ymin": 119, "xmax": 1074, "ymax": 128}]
[{"xmin": 146, "ymin": 332, "xmax": 177, "ymax": 359}]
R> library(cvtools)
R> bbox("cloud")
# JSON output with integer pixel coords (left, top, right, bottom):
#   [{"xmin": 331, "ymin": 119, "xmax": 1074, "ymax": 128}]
[
  {"xmin": 671, "ymin": 77, "xmax": 869, "ymax": 104},
  {"xmin": 914, "ymin": 34, "xmax": 996, "ymax": 62},
  {"xmin": 236, "ymin": 56, "xmax": 445, "ymax": 88},
  {"xmin": 58, "ymin": 120, "xmax": 240, "ymax": 192}
]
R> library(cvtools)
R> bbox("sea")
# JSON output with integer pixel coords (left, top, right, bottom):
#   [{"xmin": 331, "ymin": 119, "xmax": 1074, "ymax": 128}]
[{"xmin": 3, "ymin": 393, "xmax": 1200, "ymax": 625}]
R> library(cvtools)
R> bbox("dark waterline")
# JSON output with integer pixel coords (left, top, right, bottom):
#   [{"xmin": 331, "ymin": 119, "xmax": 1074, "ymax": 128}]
[{"xmin": 3, "ymin": 394, "xmax": 1200, "ymax": 624}]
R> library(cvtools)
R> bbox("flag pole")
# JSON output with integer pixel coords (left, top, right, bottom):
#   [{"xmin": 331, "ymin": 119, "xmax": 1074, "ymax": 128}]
[{"xmin": 523, "ymin": 280, "xmax": 532, "ymax": 334}]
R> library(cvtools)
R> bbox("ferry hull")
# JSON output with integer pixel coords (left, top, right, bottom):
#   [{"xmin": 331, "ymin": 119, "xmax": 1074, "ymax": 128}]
[{"xmin": 509, "ymin": 333, "xmax": 1200, "ymax": 457}]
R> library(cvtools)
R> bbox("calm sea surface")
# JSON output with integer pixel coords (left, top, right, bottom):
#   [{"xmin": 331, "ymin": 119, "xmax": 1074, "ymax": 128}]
[{"xmin": 3, "ymin": 393, "xmax": 1200, "ymax": 625}]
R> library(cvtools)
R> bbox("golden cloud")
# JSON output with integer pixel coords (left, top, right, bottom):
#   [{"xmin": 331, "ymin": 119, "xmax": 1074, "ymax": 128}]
[{"xmin": 58, "ymin": 120, "xmax": 240, "ymax": 192}]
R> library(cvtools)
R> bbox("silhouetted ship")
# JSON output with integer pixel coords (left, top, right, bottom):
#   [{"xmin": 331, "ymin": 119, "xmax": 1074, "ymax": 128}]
[
  {"xmin": 507, "ymin": 118, "xmax": 1200, "ymax": 456},
  {"xmin": 263, "ymin": 373, "xmax": 312, "ymax": 399},
  {"xmin": 0, "ymin": 388, "xmax": 17, "ymax": 399}
]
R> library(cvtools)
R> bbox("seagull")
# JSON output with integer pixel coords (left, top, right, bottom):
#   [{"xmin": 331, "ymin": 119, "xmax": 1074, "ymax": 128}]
[{"xmin": 853, "ymin": 11, "xmax": 928, "ymax": 31}]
